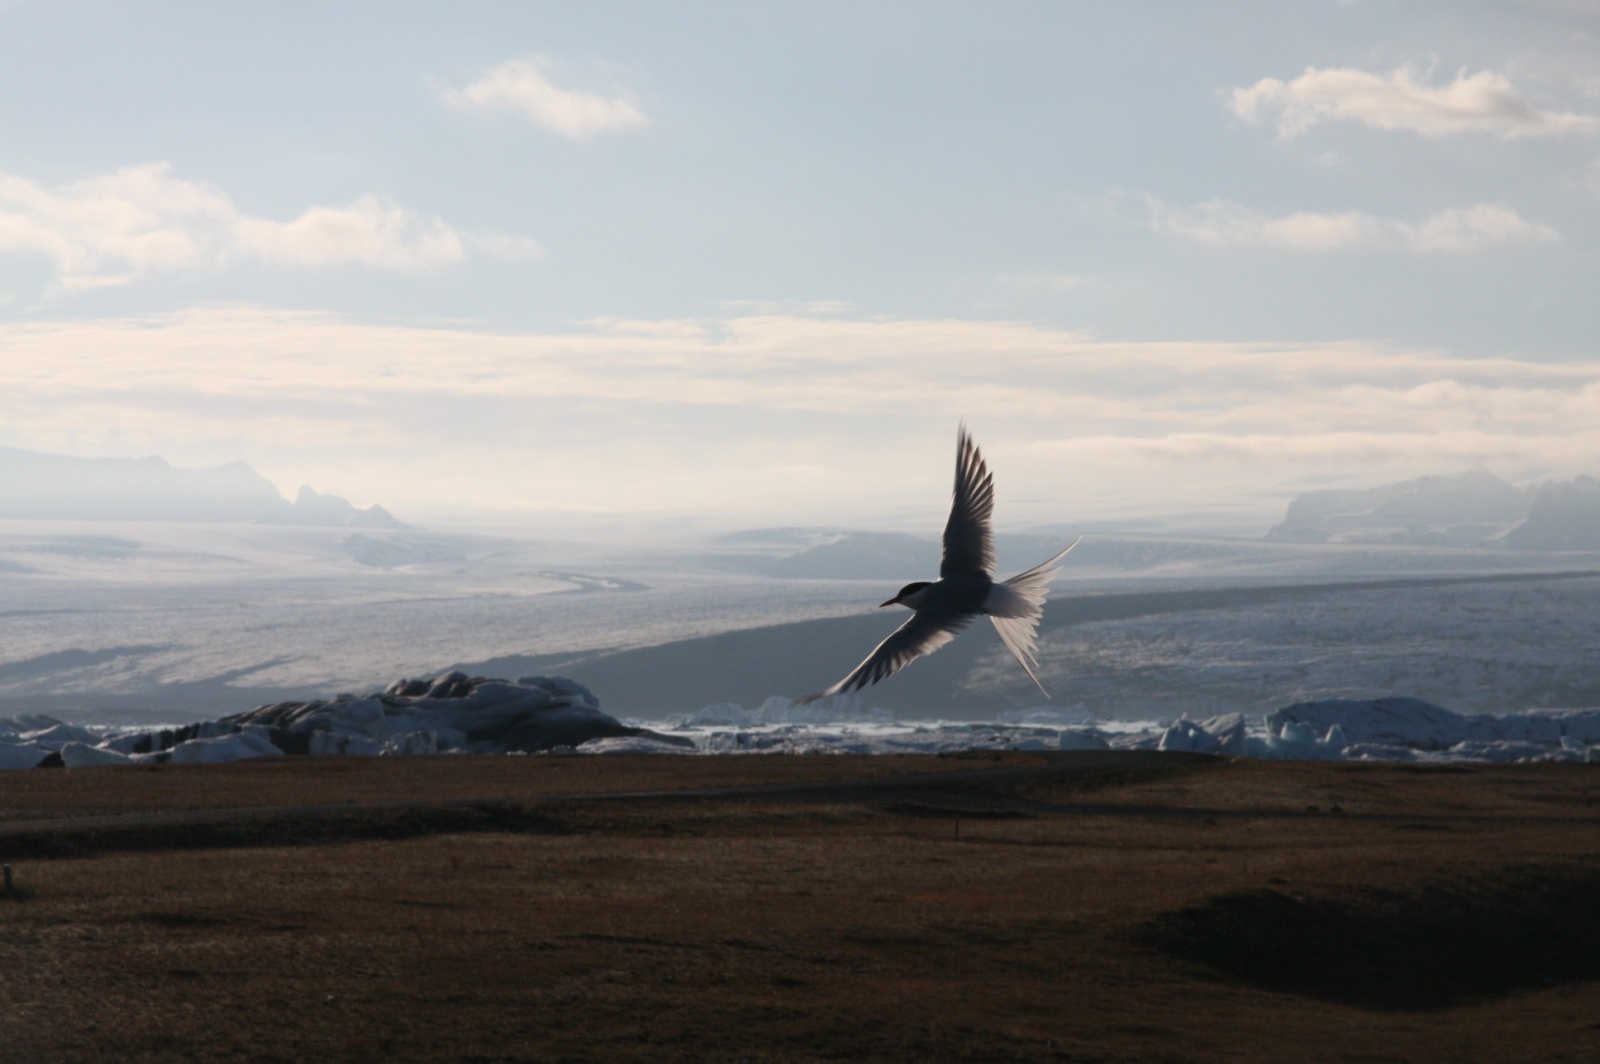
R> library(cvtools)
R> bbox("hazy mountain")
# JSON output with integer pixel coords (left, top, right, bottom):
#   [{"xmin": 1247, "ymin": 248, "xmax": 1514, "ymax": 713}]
[
  {"xmin": 0, "ymin": 446, "xmax": 401, "ymax": 526},
  {"xmin": 1268, "ymin": 471, "xmax": 1529, "ymax": 546},
  {"xmin": 1268, "ymin": 470, "xmax": 1600, "ymax": 551},
  {"xmin": 266, "ymin": 486, "xmax": 405, "ymax": 529},
  {"xmin": 1504, "ymin": 476, "xmax": 1600, "ymax": 551},
  {"xmin": 764, "ymin": 532, "xmax": 939, "ymax": 579}
]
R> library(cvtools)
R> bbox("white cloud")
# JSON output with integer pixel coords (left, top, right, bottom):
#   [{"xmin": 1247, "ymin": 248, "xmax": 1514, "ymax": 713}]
[
  {"xmin": 7, "ymin": 306, "xmax": 1591, "ymax": 428},
  {"xmin": 233, "ymin": 195, "xmax": 464, "ymax": 271},
  {"xmin": 443, "ymin": 56, "xmax": 648, "ymax": 138},
  {"xmin": 1400, "ymin": 203, "xmax": 1560, "ymax": 252},
  {"xmin": 1, "ymin": 307, "xmax": 1594, "ymax": 525},
  {"xmin": 1230, "ymin": 65, "xmax": 1600, "ymax": 139},
  {"xmin": 0, "ymin": 164, "xmax": 231, "ymax": 289},
  {"xmin": 0, "ymin": 163, "xmax": 531, "ymax": 289},
  {"xmin": 1145, "ymin": 196, "xmax": 1558, "ymax": 253}
]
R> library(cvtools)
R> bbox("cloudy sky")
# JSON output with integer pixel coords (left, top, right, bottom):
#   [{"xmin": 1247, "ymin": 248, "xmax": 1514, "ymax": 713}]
[{"xmin": 1, "ymin": 1, "xmax": 1596, "ymax": 532}]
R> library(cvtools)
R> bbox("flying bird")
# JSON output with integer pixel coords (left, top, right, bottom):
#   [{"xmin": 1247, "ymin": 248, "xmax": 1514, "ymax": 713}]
[{"xmin": 802, "ymin": 426, "xmax": 1077, "ymax": 703}]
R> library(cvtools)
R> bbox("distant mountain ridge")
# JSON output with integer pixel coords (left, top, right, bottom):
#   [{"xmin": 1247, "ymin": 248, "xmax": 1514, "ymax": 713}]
[
  {"xmin": 1269, "ymin": 470, "xmax": 1600, "ymax": 550},
  {"xmin": 0, "ymin": 446, "xmax": 403, "ymax": 527},
  {"xmin": 271, "ymin": 486, "xmax": 404, "ymax": 529},
  {"xmin": 1505, "ymin": 475, "xmax": 1600, "ymax": 551}
]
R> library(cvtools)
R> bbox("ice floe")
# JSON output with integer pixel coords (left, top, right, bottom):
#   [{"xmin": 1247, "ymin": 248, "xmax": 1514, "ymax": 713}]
[
  {"xmin": 2, "ymin": 683, "xmax": 1597, "ymax": 768},
  {"xmin": 619, "ymin": 695, "xmax": 1599, "ymax": 762}
]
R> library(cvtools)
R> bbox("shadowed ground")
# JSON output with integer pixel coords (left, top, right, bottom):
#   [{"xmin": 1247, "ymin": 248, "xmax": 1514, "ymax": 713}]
[{"xmin": 3, "ymin": 753, "xmax": 1600, "ymax": 1062}]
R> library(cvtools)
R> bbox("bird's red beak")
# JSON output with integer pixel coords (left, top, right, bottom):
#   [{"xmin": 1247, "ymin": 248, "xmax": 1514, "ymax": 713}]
[{"xmin": 878, "ymin": 595, "xmax": 901, "ymax": 608}]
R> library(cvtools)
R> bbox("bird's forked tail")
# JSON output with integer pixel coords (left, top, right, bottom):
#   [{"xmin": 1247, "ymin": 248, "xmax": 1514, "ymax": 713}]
[{"xmin": 983, "ymin": 537, "xmax": 1081, "ymax": 697}]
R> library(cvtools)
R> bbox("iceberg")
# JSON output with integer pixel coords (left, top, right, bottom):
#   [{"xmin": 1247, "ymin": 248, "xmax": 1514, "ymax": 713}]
[
  {"xmin": 0, "ymin": 673, "xmax": 675, "ymax": 770},
  {"xmin": 1157, "ymin": 720, "xmax": 1221, "ymax": 754},
  {"xmin": 2, "ymin": 671, "xmax": 1595, "ymax": 769},
  {"xmin": 170, "ymin": 730, "xmax": 281, "ymax": 764},
  {"xmin": 1264, "ymin": 698, "xmax": 1600, "ymax": 756},
  {"xmin": 19, "ymin": 722, "xmax": 98, "ymax": 749},
  {"xmin": 144, "ymin": 673, "xmax": 671, "ymax": 760},
  {"xmin": 0, "ymin": 741, "xmax": 50, "ymax": 770},
  {"xmin": 1196, "ymin": 713, "xmax": 1249, "ymax": 756},
  {"xmin": 58, "ymin": 742, "xmax": 134, "ymax": 767},
  {"xmin": 1057, "ymin": 729, "xmax": 1111, "ymax": 751},
  {"xmin": 1267, "ymin": 697, "xmax": 1471, "ymax": 750},
  {"xmin": 221, "ymin": 672, "xmax": 640, "ymax": 755}
]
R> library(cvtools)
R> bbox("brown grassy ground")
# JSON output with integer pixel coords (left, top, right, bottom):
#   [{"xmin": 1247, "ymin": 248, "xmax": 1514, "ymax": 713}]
[{"xmin": 2, "ymin": 752, "xmax": 1599, "ymax": 1063}]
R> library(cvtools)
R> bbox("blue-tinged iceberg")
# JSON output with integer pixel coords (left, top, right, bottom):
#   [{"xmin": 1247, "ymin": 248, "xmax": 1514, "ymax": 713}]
[
  {"xmin": 2, "ymin": 673, "xmax": 685, "ymax": 768},
  {"xmin": 4, "ymin": 686, "xmax": 1597, "ymax": 768}
]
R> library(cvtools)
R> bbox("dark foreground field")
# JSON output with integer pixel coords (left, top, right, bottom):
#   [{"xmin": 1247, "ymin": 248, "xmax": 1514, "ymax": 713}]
[{"xmin": 3, "ymin": 752, "xmax": 1599, "ymax": 1063}]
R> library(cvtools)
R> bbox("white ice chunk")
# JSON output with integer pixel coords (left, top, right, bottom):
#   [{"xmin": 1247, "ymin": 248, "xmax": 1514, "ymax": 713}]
[
  {"xmin": 1267, "ymin": 697, "xmax": 1471, "ymax": 750},
  {"xmin": 1196, "ymin": 713, "xmax": 1249, "ymax": 756},
  {"xmin": 381, "ymin": 731, "xmax": 439, "ymax": 756},
  {"xmin": 1158, "ymin": 720, "xmax": 1220, "ymax": 754},
  {"xmin": 577, "ymin": 736, "xmax": 697, "ymax": 755},
  {"xmin": 99, "ymin": 732, "xmax": 151, "ymax": 755},
  {"xmin": 1280, "ymin": 721, "xmax": 1319, "ymax": 745},
  {"xmin": 233, "ymin": 728, "xmax": 283, "ymax": 755},
  {"xmin": 169, "ymin": 733, "xmax": 278, "ymax": 764},
  {"xmin": 1057, "ymin": 729, "xmax": 1110, "ymax": 751},
  {"xmin": 20, "ymin": 722, "xmax": 98, "ymax": 748},
  {"xmin": 327, "ymin": 698, "xmax": 386, "ymax": 733},
  {"xmin": 308, "ymin": 731, "xmax": 384, "ymax": 757},
  {"xmin": 1257, "ymin": 720, "xmax": 1343, "ymax": 760},
  {"xmin": 1540, "ymin": 709, "xmax": 1600, "ymax": 744},
  {"xmin": 59, "ymin": 742, "xmax": 133, "ymax": 767},
  {"xmin": 1442, "ymin": 739, "xmax": 1579, "ymax": 763},
  {"xmin": 516, "ymin": 675, "xmax": 599, "ymax": 709},
  {"xmin": 685, "ymin": 702, "xmax": 747, "ymax": 726},
  {"xmin": 1340, "ymin": 742, "xmax": 1418, "ymax": 761},
  {"xmin": 1489, "ymin": 714, "xmax": 1565, "ymax": 744}
]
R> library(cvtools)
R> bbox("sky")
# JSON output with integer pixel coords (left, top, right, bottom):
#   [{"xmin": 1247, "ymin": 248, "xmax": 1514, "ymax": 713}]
[{"xmin": 0, "ymin": 1, "xmax": 1596, "ymax": 533}]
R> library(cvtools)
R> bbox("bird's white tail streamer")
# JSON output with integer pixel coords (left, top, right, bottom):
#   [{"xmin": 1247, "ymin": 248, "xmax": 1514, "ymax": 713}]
[{"xmin": 985, "ymin": 537, "xmax": 1081, "ymax": 698}]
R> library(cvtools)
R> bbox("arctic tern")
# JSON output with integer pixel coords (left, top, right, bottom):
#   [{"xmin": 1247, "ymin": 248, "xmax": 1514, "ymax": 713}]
[{"xmin": 802, "ymin": 426, "xmax": 1077, "ymax": 702}]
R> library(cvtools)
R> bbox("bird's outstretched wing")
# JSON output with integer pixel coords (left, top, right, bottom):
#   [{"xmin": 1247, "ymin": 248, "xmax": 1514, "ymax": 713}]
[
  {"xmin": 800, "ymin": 607, "xmax": 975, "ymax": 703},
  {"xmin": 941, "ymin": 424, "xmax": 995, "ymax": 578}
]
